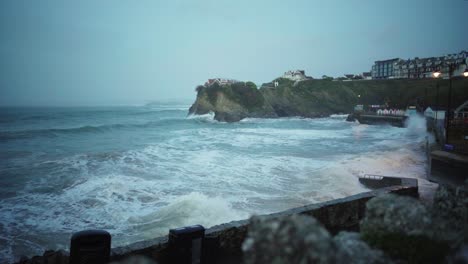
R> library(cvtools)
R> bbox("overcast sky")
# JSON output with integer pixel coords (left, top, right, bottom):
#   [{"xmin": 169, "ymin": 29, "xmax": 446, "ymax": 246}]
[{"xmin": 0, "ymin": 0, "xmax": 467, "ymax": 106}]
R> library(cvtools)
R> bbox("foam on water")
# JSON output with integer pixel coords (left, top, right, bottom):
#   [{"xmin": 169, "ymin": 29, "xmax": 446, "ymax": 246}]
[
  {"xmin": 0, "ymin": 108, "xmax": 434, "ymax": 262},
  {"xmin": 186, "ymin": 112, "xmax": 216, "ymax": 122}
]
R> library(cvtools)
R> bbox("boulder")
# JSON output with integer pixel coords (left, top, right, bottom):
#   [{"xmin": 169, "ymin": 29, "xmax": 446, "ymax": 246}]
[
  {"xmin": 333, "ymin": 232, "xmax": 390, "ymax": 264},
  {"xmin": 431, "ymin": 183, "xmax": 468, "ymax": 247},
  {"xmin": 361, "ymin": 194, "xmax": 432, "ymax": 236},
  {"xmin": 360, "ymin": 194, "xmax": 449, "ymax": 263},
  {"xmin": 242, "ymin": 214, "xmax": 335, "ymax": 264}
]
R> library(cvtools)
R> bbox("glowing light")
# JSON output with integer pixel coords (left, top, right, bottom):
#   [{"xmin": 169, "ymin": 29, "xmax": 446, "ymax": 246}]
[
  {"xmin": 433, "ymin": 71, "xmax": 442, "ymax": 78},
  {"xmin": 463, "ymin": 70, "xmax": 468, "ymax": 77}
]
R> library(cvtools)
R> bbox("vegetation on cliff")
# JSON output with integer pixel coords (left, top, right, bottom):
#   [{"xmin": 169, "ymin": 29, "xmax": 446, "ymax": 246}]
[
  {"xmin": 189, "ymin": 78, "xmax": 468, "ymax": 122},
  {"xmin": 189, "ymin": 82, "xmax": 275, "ymax": 122},
  {"xmin": 203, "ymin": 82, "xmax": 265, "ymax": 111}
]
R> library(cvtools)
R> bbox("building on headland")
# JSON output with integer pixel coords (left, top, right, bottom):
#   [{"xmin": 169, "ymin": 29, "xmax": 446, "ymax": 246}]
[
  {"xmin": 371, "ymin": 58, "xmax": 400, "ymax": 79},
  {"xmin": 282, "ymin": 70, "xmax": 313, "ymax": 81},
  {"xmin": 341, "ymin": 72, "xmax": 370, "ymax": 81},
  {"xmin": 204, "ymin": 78, "xmax": 239, "ymax": 87},
  {"xmin": 372, "ymin": 50, "xmax": 468, "ymax": 80}
]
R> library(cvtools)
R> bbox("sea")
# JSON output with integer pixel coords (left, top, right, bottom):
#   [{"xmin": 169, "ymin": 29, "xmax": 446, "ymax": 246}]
[{"xmin": 0, "ymin": 105, "xmax": 436, "ymax": 262}]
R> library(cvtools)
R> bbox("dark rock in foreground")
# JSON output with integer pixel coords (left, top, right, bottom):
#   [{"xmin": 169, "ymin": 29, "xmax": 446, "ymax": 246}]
[
  {"xmin": 242, "ymin": 215, "xmax": 389, "ymax": 264},
  {"xmin": 333, "ymin": 232, "xmax": 389, "ymax": 264},
  {"xmin": 242, "ymin": 214, "xmax": 334, "ymax": 264},
  {"xmin": 360, "ymin": 184, "xmax": 468, "ymax": 264},
  {"xmin": 242, "ymin": 184, "xmax": 467, "ymax": 264}
]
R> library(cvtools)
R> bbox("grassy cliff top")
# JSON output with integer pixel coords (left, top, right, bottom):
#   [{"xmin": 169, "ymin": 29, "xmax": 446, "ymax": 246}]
[{"xmin": 261, "ymin": 78, "xmax": 468, "ymax": 110}]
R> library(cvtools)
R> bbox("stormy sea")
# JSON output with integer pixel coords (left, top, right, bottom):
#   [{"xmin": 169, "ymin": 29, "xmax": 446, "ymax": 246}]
[{"xmin": 0, "ymin": 105, "xmax": 434, "ymax": 261}]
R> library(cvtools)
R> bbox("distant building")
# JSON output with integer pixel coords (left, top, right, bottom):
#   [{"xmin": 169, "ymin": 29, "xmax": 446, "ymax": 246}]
[
  {"xmin": 374, "ymin": 50, "xmax": 468, "ymax": 80},
  {"xmin": 371, "ymin": 58, "xmax": 400, "ymax": 79},
  {"xmin": 204, "ymin": 78, "xmax": 239, "ymax": 86},
  {"xmin": 362, "ymin": 72, "xmax": 372, "ymax": 80},
  {"xmin": 282, "ymin": 70, "xmax": 312, "ymax": 81}
]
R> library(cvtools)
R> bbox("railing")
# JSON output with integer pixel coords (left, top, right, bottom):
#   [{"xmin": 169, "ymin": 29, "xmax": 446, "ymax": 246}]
[{"xmin": 359, "ymin": 174, "xmax": 384, "ymax": 180}]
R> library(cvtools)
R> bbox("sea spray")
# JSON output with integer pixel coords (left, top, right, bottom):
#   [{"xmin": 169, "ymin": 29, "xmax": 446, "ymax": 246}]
[
  {"xmin": 127, "ymin": 192, "xmax": 248, "ymax": 239},
  {"xmin": 405, "ymin": 114, "xmax": 427, "ymax": 136}
]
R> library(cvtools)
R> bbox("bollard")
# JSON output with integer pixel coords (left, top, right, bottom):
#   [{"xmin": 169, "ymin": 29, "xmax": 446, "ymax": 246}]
[
  {"xmin": 70, "ymin": 230, "xmax": 111, "ymax": 264},
  {"xmin": 169, "ymin": 225, "xmax": 205, "ymax": 264},
  {"xmin": 202, "ymin": 234, "xmax": 220, "ymax": 264}
]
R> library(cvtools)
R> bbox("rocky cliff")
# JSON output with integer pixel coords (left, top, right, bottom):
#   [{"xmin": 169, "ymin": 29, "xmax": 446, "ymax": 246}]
[
  {"xmin": 188, "ymin": 81, "xmax": 277, "ymax": 122},
  {"xmin": 189, "ymin": 77, "xmax": 468, "ymax": 122}
]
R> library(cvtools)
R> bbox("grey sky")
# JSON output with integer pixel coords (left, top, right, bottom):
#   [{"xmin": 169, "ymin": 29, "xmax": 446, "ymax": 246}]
[{"xmin": 0, "ymin": 0, "xmax": 467, "ymax": 106}]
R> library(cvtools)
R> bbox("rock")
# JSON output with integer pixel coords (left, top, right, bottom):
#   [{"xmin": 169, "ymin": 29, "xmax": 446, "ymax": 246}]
[
  {"xmin": 346, "ymin": 114, "xmax": 355, "ymax": 122},
  {"xmin": 431, "ymin": 184, "xmax": 468, "ymax": 245},
  {"xmin": 361, "ymin": 194, "xmax": 432, "ymax": 236},
  {"xmin": 242, "ymin": 214, "xmax": 335, "ymax": 264},
  {"xmin": 360, "ymin": 194, "xmax": 450, "ymax": 263},
  {"xmin": 214, "ymin": 111, "xmax": 245, "ymax": 123},
  {"xmin": 189, "ymin": 82, "xmax": 276, "ymax": 122},
  {"xmin": 333, "ymin": 232, "xmax": 391, "ymax": 264}
]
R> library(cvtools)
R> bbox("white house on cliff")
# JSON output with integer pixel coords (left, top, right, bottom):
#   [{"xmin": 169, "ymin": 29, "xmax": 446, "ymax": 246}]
[{"xmin": 282, "ymin": 70, "xmax": 312, "ymax": 81}]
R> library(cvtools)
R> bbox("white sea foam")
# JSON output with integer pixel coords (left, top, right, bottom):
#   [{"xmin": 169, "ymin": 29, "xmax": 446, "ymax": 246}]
[
  {"xmin": 329, "ymin": 114, "xmax": 349, "ymax": 119},
  {"xmin": 186, "ymin": 112, "xmax": 216, "ymax": 122}
]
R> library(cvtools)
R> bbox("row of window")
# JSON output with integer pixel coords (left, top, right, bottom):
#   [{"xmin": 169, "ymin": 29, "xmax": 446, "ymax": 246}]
[{"xmin": 375, "ymin": 71, "xmax": 393, "ymax": 77}]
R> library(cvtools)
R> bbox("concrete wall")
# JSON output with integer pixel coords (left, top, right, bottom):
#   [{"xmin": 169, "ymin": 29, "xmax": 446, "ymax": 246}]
[
  {"xmin": 16, "ymin": 183, "xmax": 418, "ymax": 264},
  {"xmin": 429, "ymin": 150, "xmax": 468, "ymax": 186}
]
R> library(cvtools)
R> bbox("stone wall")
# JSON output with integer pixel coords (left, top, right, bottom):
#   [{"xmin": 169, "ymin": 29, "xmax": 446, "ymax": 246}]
[{"xmin": 16, "ymin": 182, "xmax": 418, "ymax": 264}]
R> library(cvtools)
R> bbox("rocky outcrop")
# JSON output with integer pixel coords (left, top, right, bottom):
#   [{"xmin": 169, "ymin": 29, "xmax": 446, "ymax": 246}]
[
  {"xmin": 242, "ymin": 214, "xmax": 335, "ymax": 264},
  {"xmin": 360, "ymin": 185, "xmax": 468, "ymax": 263},
  {"xmin": 242, "ymin": 215, "xmax": 390, "ymax": 264},
  {"xmin": 241, "ymin": 184, "xmax": 467, "ymax": 264},
  {"xmin": 189, "ymin": 77, "xmax": 468, "ymax": 122},
  {"xmin": 188, "ymin": 82, "xmax": 277, "ymax": 122}
]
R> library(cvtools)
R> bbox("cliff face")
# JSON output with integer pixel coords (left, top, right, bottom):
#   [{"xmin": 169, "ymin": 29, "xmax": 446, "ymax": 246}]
[
  {"xmin": 188, "ymin": 81, "xmax": 276, "ymax": 122},
  {"xmin": 189, "ymin": 78, "xmax": 468, "ymax": 122}
]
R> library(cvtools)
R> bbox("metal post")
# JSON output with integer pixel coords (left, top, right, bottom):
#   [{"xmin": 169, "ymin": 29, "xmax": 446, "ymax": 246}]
[
  {"xmin": 446, "ymin": 64, "xmax": 453, "ymax": 145},
  {"xmin": 435, "ymin": 83, "xmax": 439, "ymax": 120},
  {"xmin": 424, "ymin": 87, "xmax": 427, "ymax": 109}
]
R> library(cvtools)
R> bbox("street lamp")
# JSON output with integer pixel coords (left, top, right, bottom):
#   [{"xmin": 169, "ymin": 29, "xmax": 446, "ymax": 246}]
[{"xmin": 433, "ymin": 63, "xmax": 468, "ymax": 146}]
